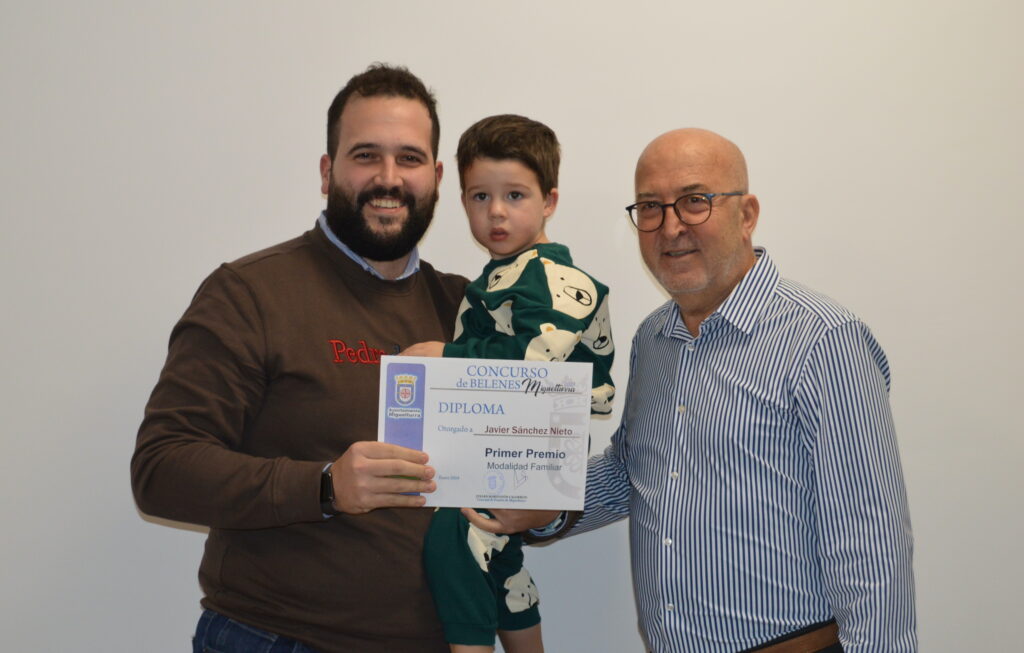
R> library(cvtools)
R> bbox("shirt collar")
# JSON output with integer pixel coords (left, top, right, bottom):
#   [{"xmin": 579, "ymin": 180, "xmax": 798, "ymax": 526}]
[
  {"xmin": 661, "ymin": 247, "xmax": 779, "ymax": 339},
  {"xmin": 317, "ymin": 212, "xmax": 420, "ymax": 281},
  {"xmin": 715, "ymin": 247, "xmax": 778, "ymax": 334}
]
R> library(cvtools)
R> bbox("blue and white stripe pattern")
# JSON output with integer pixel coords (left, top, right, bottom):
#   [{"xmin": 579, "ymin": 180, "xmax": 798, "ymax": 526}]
[{"xmin": 573, "ymin": 249, "xmax": 915, "ymax": 652}]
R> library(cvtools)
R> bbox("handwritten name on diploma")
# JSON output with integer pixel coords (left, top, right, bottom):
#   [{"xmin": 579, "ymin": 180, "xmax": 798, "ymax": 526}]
[{"xmin": 482, "ymin": 425, "xmax": 575, "ymax": 435}]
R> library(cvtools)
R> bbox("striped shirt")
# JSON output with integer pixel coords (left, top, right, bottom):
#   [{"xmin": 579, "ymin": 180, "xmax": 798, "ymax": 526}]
[{"xmin": 572, "ymin": 248, "xmax": 916, "ymax": 652}]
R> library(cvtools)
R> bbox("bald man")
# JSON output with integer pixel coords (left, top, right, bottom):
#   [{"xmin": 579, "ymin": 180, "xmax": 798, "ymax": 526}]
[{"xmin": 490, "ymin": 129, "xmax": 916, "ymax": 652}]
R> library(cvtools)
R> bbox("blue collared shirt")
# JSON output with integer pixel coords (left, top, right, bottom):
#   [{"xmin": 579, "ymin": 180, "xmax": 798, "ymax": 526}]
[
  {"xmin": 317, "ymin": 212, "xmax": 420, "ymax": 280},
  {"xmin": 574, "ymin": 248, "xmax": 916, "ymax": 652}
]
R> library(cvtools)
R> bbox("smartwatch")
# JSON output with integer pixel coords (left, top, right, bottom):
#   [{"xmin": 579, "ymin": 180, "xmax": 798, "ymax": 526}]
[{"xmin": 320, "ymin": 464, "xmax": 340, "ymax": 517}]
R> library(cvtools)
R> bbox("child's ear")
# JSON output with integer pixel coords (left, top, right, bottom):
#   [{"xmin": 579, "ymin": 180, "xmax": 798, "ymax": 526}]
[{"xmin": 543, "ymin": 188, "xmax": 559, "ymax": 219}]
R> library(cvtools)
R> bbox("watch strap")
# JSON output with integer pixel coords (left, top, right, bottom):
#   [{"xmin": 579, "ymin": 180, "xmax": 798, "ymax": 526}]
[{"xmin": 320, "ymin": 464, "xmax": 340, "ymax": 517}]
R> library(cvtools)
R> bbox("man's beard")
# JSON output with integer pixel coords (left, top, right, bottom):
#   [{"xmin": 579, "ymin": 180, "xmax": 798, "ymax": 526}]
[{"xmin": 324, "ymin": 180, "xmax": 436, "ymax": 262}]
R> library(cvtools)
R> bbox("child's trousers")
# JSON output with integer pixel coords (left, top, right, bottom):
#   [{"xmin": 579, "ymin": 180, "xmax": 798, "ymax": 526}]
[{"xmin": 423, "ymin": 507, "xmax": 541, "ymax": 646}]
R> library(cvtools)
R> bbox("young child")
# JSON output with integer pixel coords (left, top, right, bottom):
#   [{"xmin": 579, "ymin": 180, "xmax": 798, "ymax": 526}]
[{"xmin": 404, "ymin": 114, "xmax": 615, "ymax": 653}]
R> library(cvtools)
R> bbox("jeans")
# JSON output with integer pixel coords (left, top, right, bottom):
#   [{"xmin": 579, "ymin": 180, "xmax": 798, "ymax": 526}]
[{"xmin": 192, "ymin": 609, "xmax": 319, "ymax": 653}]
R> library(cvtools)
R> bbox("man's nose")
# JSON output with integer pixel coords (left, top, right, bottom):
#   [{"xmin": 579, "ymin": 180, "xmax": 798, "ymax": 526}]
[
  {"xmin": 375, "ymin": 159, "xmax": 401, "ymax": 188},
  {"xmin": 659, "ymin": 207, "xmax": 688, "ymax": 237}
]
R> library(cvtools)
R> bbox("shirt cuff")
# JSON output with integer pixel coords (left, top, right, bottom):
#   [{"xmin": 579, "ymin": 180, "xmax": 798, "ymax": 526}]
[{"xmin": 528, "ymin": 511, "xmax": 568, "ymax": 538}]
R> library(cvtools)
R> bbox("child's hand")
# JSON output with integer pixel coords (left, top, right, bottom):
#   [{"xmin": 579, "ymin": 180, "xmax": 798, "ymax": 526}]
[{"xmin": 400, "ymin": 341, "xmax": 445, "ymax": 357}]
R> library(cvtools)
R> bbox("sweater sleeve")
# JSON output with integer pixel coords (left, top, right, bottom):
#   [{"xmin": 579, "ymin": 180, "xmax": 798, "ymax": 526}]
[{"xmin": 130, "ymin": 266, "xmax": 326, "ymax": 529}]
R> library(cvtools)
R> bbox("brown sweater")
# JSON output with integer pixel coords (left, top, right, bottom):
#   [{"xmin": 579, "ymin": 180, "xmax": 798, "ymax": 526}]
[{"xmin": 131, "ymin": 222, "xmax": 467, "ymax": 652}]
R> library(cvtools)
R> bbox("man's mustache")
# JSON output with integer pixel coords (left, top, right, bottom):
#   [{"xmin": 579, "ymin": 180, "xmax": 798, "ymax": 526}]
[{"xmin": 357, "ymin": 186, "xmax": 413, "ymax": 205}]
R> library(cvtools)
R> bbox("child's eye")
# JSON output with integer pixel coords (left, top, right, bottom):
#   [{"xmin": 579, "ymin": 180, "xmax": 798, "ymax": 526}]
[
  {"xmin": 472, "ymin": 192, "xmax": 489, "ymax": 201},
  {"xmin": 507, "ymin": 191, "xmax": 524, "ymax": 200}
]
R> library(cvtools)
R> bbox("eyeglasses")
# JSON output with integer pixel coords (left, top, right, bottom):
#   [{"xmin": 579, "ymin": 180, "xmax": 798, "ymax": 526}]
[{"xmin": 625, "ymin": 191, "xmax": 746, "ymax": 232}]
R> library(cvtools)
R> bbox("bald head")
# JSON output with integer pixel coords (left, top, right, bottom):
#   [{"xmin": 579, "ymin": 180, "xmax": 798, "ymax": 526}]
[
  {"xmin": 631, "ymin": 127, "xmax": 760, "ymax": 332},
  {"xmin": 635, "ymin": 128, "xmax": 749, "ymax": 195}
]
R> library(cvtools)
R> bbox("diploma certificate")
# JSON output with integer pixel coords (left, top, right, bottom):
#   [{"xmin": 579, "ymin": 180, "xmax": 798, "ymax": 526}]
[{"xmin": 377, "ymin": 355, "xmax": 591, "ymax": 510}]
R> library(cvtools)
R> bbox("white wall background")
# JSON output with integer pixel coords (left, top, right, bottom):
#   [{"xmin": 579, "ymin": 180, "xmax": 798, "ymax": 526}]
[{"xmin": 2, "ymin": 1, "xmax": 1021, "ymax": 651}]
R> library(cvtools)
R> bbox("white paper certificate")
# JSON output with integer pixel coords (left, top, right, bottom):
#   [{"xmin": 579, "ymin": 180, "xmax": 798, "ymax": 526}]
[{"xmin": 377, "ymin": 355, "xmax": 591, "ymax": 510}]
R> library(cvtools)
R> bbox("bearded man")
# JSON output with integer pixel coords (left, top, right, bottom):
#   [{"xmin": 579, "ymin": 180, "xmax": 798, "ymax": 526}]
[{"xmin": 131, "ymin": 64, "xmax": 467, "ymax": 653}]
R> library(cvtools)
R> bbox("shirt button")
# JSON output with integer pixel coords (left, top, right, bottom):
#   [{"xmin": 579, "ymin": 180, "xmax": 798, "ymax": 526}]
[
  {"xmin": 663, "ymin": 537, "xmax": 672, "ymax": 546},
  {"xmin": 666, "ymin": 603, "xmax": 675, "ymax": 611},
  {"xmin": 670, "ymin": 471, "xmax": 679, "ymax": 480},
  {"xmin": 677, "ymin": 404, "xmax": 686, "ymax": 414},
  {"xmin": 686, "ymin": 343, "xmax": 695, "ymax": 352}
]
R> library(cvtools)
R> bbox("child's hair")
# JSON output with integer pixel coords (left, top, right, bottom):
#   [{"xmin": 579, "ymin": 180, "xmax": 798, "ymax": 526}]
[{"xmin": 456, "ymin": 114, "xmax": 560, "ymax": 194}]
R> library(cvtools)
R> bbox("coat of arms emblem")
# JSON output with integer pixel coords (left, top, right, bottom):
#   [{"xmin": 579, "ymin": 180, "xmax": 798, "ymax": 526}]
[{"xmin": 394, "ymin": 374, "xmax": 417, "ymax": 406}]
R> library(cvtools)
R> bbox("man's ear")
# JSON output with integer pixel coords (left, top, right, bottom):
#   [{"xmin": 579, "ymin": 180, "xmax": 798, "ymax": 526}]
[
  {"xmin": 435, "ymin": 160, "xmax": 444, "ymax": 186},
  {"xmin": 543, "ymin": 187, "xmax": 559, "ymax": 219},
  {"xmin": 741, "ymin": 193, "xmax": 760, "ymax": 238},
  {"xmin": 320, "ymin": 154, "xmax": 332, "ymax": 196}
]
